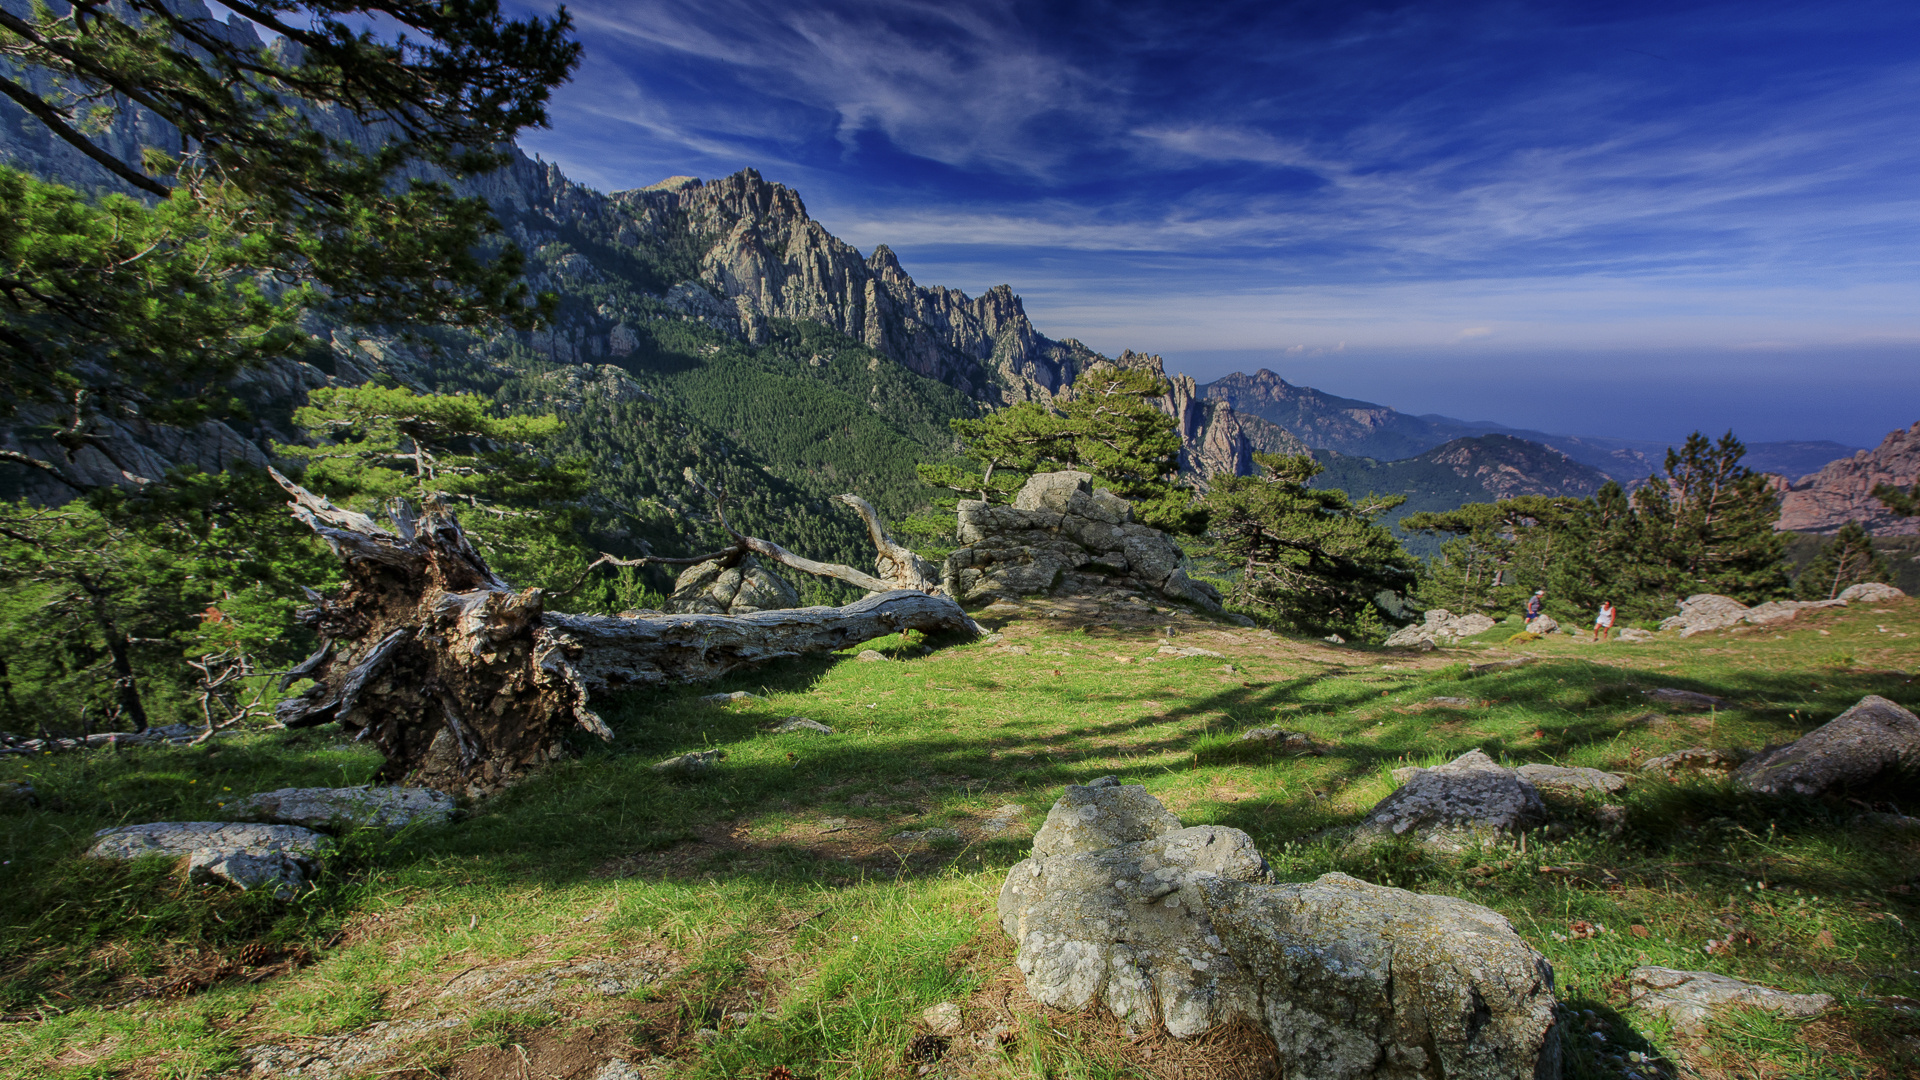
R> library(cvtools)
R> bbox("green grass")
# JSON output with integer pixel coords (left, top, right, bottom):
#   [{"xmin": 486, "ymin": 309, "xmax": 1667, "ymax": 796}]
[{"xmin": 1, "ymin": 599, "xmax": 1916, "ymax": 1077}]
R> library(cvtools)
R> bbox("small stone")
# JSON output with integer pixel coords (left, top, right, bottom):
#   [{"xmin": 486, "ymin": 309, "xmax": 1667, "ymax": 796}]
[
  {"xmin": 1237, "ymin": 729, "xmax": 1327, "ymax": 756},
  {"xmin": 894, "ymin": 827, "xmax": 961, "ymax": 844},
  {"xmin": 1639, "ymin": 747, "xmax": 1750, "ymax": 779},
  {"xmin": 922, "ymin": 1001, "xmax": 964, "ymax": 1036},
  {"xmin": 699, "ymin": 691, "xmax": 763, "ymax": 706},
  {"xmin": 651, "ymin": 750, "xmax": 722, "ymax": 776},
  {"xmin": 856, "ymin": 649, "xmax": 887, "ymax": 662},
  {"xmin": 775, "ymin": 716, "xmax": 835, "ymax": 735}
]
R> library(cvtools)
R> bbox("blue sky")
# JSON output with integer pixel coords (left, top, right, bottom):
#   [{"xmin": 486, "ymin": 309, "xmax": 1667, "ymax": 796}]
[{"xmin": 506, "ymin": 0, "xmax": 1920, "ymax": 447}]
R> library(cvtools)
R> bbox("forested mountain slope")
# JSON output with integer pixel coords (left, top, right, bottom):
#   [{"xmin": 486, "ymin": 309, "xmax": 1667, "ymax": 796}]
[{"xmin": 1312, "ymin": 434, "xmax": 1613, "ymax": 554}]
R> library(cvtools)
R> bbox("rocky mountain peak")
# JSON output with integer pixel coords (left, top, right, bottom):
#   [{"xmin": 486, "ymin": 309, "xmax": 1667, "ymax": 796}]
[{"xmin": 1776, "ymin": 422, "xmax": 1920, "ymax": 535}]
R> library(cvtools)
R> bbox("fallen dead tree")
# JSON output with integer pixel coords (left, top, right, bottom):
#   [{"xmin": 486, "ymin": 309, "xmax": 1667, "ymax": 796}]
[{"xmin": 269, "ymin": 470, "xmax": 975, "ymax": 794}]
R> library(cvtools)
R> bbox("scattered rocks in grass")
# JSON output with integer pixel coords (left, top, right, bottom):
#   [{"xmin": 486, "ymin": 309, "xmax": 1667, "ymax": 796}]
[
  {"xmin": 1638, "ymin": 747, "xmax": 1751, "ymax": 779},
  {"xmin": 1353, "ymin": 750, "xmax": 1549, "ymax": 851},
  {"xmin": 1733, "ymin": 694, "xmax": 1920, "ymax": 797},
  {"xmin": 89, "ymin": 822, "xmax": 334, "ymax": 898},
  {"xmin": 922, "ymin": 1001, "xmax": 964, "ymax": 1036},
  {"xmin": 1385, "ymin": 609, "xmax": 1499, "ymax": 648},
  {"xmin": 1235, "ymin": 729, "xmax": 1327, "ymax": 755},
  {"xmin": 651, "ymin": 750, "xmax": 723, "ymax": 776},
  {"xmin": 997, "ymin": 644, "xmax": 1033, "ymax": 655},
  {"xmin": 699, "ymin": 691, "xmax": 763, "ymax": 706},
  {"xmin": 1514, "ymin": 764, "xmax": 1629, "ymax": 798},
  {"xmin": 1615, "ymin": 627, "xmax": 1654, "ymax": 643},
  {"xmin": 237, "ymin": 786, "xmax": 455, "ymax": 832},
  {"xmin": 1469, "ymin": 656, "xmax": 1535, "ymax": 675},
  {"xmin": 1628, "ymin": 711, "xmax": 1675, "ymax": 729},
  {"xmin": 1322, "ymin": 633, "xmax": 1346, "ymax": 644},
  {"xmin": 1, "ymin": 781, "xmax": 35, "ymax": 808},
  {"xmin": 593, "ymin": 1062, "xmax": 647, "ymax": 1080},
  {"xmin": 1642, "ymin": 688, "xmax": 1732, "ymax": 711},
  {"xmin": 1527, "ymin": 614, "xmax": 1562, "ymax": 635},
  {"xmin": 1839, "ymin": 582, "xmax": 1905, "ymax": 603},
  {"xmin": 856, "ymin": 649, "xmax": 887, "ymax": 662},
  {"xmin": 1625, "ymin": 966, "xmax": 1832, "ymax": 1035},
  {"xmin": 774, "ymin": 716, "xmax": 834, "ymax": 734},
  {"xmin": 1156, "ymin": 644, "xmax": 1225, "ymax": 659},
  {"xmin": 998, "ymin": 779, "xmax": 1562, "ymax": 1077},
  {"xmin": 1427, "ymin": 696, "xmax": 1478, "ymax": 707}
]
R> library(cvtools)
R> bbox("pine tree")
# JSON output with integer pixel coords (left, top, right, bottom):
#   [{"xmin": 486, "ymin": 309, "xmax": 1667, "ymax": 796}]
[
  {"xmin": 919, "ymin": 363, "xmax": 1198, "ymax": 531},
  {"xmin": 277, "ymin": 386, "xmax": 594, "ymax": 590},
  {"xmin": 1203, "ymin": 453, "xmax": 1413, "ymax": 639},
  {"xmin": 1794, "ymin": 522, "xmax": 1889, "ymax": 599},
  {"xmin": 1630, "ymin": 431, "xmax": 1787, "ymax": 604},
  {"xmin": 0, "ymin": 1, "xmax": 579, "ymax": 483}
]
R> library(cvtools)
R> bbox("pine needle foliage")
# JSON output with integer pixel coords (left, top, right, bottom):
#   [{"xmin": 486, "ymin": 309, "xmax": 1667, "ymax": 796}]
[
  {"xmin": 1794, "ymin": 522, "xmax": 1890, "ymax": 600},
  {"xmin": 1202, "ymin": 452, "xmax": 1414, "ymax": 640}
]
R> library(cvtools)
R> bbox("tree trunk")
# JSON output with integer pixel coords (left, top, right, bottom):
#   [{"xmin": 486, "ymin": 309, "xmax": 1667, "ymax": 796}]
[{"xmin": 270, "ymin": 471, "xmax": 976, "ymax": 795}]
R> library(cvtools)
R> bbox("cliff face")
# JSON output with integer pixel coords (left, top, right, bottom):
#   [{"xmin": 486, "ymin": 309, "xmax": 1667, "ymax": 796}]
[{"xmin": 1776, "ymin": 423, "xmax": 1920, "ymax": 535}]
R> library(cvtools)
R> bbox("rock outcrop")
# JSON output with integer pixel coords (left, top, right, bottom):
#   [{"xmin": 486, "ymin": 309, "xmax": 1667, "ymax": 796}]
[
  {"xmin": 668, "ymin": 555, "xmax": 802, "ymax": 615},
  {"xmin": 997, "ymin": 777, "xmax": 1562, "ymax": 1077},
  {"xmin": 942, "ymin": 472, "xmax": 1222, "ymax": 612},
  {"xmin": 1355, "ymin": 750, "xmax": 1549, "ymax": 851},
  {"xmin": 1625, "ymin": 967, "xmax": 1832, "ymax": 1035},
  {"xmin": 1776, "ymin": 422, "xmax": 1920, "ymax": 535},
  {"xmin": 1657, "ymin": 588, "xmax": 1903, "ymax": 637},
  {"xmin": 1734, "ymin": 695, "xmax": 1920, "ymax": 797},
  {"xmin": 238, "ymin": 786, "xmax": 456, "ymax": 832},
  {"xmin": 1385, "ymin": 609, "xmax": 1498, "ymax": 648},
  {"xmin": 88, "ymin": 822, "xmax": 334, "ymax": 897}
]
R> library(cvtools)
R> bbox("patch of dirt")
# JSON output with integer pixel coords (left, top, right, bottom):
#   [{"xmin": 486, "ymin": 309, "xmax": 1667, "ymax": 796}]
[{"xmin": 441, "ymin": 1024, "xmax": 631, "ymax": 1080}]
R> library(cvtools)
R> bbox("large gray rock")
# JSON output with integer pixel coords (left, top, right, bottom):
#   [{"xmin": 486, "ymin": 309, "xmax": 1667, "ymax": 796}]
[
  {"xmin": 1734, "ymin": 695, "xmax": 1920, "ymax": 797},
  {"xmin": 1200, "ymin": 873, "xmax": 1561, "ymax": 1080},
  {"xmin": 668, "ymin": 555, "xmax": 801, "ymax": 615},
  {"xmin": 1384, "ymin": 609, "xmax": 1499, "ymax": 648},
  {"xmin": 1625, "ymin": 967, "xmax": 1832, "ymax": 1034},
  {"xmin": 1659, "ymin": 594, "xmax": 1750, "ymax": 637},
  {"xmin": 944, "ymin": 473, "xmax": 1221, "ymax": 612},
  {"xmin": 89, "ymin": 822, "xmax": 333, "ymax": 897},
  {"xmin": 1838, "ymin": 582, "xmax": 1906, "ymax": 603},
  {"xmin": 237, "ymin": 786, "xmax": 455, "ymax": 832},
  {"xmin": 998, "ymin": 782, "xmax": 1562, "ymax": 1077},
  {"xmin": 1353, "ymin": 750, "xmax": 1548, "ymax": 851}
]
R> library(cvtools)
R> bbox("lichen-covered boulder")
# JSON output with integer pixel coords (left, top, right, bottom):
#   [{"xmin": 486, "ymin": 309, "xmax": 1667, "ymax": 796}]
[
  {"xmin": 238, "ymin": 786, "xmax": 455, "ymax": 832},
  {"xmin": 1837, "ymin": 582, "xmax": 1905, "ymax": 603},
  {"xmin": 1352, "ymin": 750, "xmax": 1548, "ymax": 851},
  {"xmin": 1625, "ymin": 967, "xmax": 1831, "ymax": 1034},
  {"xmin": 668, "ymin": 555, "xmax": 801, "ymax": 615},
  {"xmin": 1659, "ymin": 594, "xmax": 1751, "ymax": 636},
  {"xmin": 998, "ymin": 781, "xmax": 1563, "ymax": 1078},
  {"xmin": 89, "ymin": 822, "xmax": 333, "ymax": 897},
  {"xmin": 1734, "ymin": 695, "xmax": 1920, "ymax": 797},
  {"xmin": 1199, "ymin": 873, "xmax": 1561, "ymax": 1080},
  {"xmin": 944, "ymin": 473, "xmax": 1221, "ymax": 612}
]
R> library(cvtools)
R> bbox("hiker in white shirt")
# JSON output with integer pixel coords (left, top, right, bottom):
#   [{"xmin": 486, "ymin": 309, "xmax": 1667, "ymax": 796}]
[{"xmin": 1591, "ymin": 601, "xmax": 1616, "ymax": 642}]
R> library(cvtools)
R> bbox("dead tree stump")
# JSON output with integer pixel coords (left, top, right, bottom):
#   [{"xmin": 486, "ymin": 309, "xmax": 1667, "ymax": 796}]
[{"xmin": 271, "ymin": 472, "xmax": 975, "ymax": 794}]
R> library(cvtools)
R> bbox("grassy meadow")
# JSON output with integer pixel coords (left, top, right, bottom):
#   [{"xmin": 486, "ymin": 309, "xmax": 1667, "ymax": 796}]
[{"xmin": 1, "ymin": 594, "xmax": 1916, "ymax": 1079}]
